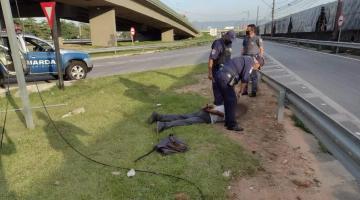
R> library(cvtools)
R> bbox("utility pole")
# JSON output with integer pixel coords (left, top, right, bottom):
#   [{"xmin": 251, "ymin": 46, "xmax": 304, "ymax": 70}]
[
  {"xmin": 256, "ymin": 6, "xmax": 260, "ymax": 26},
  {"xmin": 1, "ymin": 0, "xmax": 34, "ymax": 129},
  {"xmin": 271, "ymin": 0, "xmax": 275, "ymax": 37}
]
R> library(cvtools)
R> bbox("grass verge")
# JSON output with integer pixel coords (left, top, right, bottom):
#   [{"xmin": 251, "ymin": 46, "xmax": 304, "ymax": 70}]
[
  {"xmin": 0, "ymin": 64, "xmax": 258, "ymax": 200},
  {"xmin": 291, "ymin": 115, "xmax": 331, "ymax": 154}
]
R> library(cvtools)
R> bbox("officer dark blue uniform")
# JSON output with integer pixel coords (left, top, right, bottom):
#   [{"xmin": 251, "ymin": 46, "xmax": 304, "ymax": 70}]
[
  {"xmin": 208, "ymin": 30, "xmax": 236, "ymax": 105},
  {"xmin": 214, "ymin": 56, "xmax": 263, "ymax": 131}
]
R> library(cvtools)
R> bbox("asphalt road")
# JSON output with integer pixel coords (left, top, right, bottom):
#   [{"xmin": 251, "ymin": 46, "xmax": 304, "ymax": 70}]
[
  {"xmin": 264, "ymin": 41, "xmax": 360, "ymax": 120},
  {"xmin": 90, "ymin": 39, "xmax": 243, "ymax": 78}
]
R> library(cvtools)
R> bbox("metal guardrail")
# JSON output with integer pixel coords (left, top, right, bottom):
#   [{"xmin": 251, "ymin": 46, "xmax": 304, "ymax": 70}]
[
  {"xmin": 61, "ymin": 39, "xmax": 131, "ymax": 45},
  {"xmin": 63, "ymin": 39, "xmax": 91, "ymax": 45},
  {"xmin": 263, "ymin": 36, "xmax": 360, "ymax": 51},
  {"xmin": 260, "ymin": 71, "xmax": 360, "ymax": 181},
  {"xmin": 84, "ymin": 40, "xmax": 211, "ymax": 54}
]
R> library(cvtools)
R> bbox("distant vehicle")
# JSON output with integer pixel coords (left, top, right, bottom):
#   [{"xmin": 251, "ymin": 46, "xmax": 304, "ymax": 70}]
[{"xmin": 0, "ymin": 33, "xmax": 93, "ymax": 84}]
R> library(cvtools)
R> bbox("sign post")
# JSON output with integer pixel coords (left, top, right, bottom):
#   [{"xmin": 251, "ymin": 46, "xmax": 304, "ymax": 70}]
[
  {"xmin": 40, "ymin": 2, "xmax": 64, "ymax": 89},
  {"xmin": 336, "ymin": 15, "xmax": 344, "ymax": 54},
  {"xmin": 130, "ymin": 27, "xmax": 135, "ymax": 45},
  {"xmin": 1, "ymin": 0, "xmax": 34, "ymax": 129}
]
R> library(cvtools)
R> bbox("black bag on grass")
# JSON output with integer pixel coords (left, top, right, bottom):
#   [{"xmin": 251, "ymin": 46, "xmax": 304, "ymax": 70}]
[{"xmin": 134, "ymin": 134, "xmax": 188, "ymax": 162}]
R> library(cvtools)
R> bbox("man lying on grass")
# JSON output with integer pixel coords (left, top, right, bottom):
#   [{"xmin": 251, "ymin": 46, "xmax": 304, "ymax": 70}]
[{"xmin": 148, "ymin": 104, "xmax": 225, "ymax": 132}]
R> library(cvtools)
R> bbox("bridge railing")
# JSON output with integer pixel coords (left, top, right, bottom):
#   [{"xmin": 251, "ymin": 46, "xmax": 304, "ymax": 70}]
[{"xmin": 260, "ymin": 69, "xmax": 360, "ymax": 181}]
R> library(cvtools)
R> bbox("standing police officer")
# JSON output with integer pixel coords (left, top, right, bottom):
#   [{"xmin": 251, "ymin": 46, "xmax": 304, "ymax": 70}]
[
  {"xmin": 208, "ymin": 30, "xmax": 236, "ymax": 105},
  {"xmin": 214, "ymin": 56, "xmax": 263, "ymax": 131},
  {"xmin": 242, "ymin": 24, "xmax": 264, "ymax": 97}
]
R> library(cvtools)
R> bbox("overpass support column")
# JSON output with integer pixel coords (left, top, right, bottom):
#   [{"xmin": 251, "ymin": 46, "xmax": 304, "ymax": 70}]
[
  {"xmin": 89, "ymin": 8, "xmax": 117, "ymax": 47},
  {"xmin": 161, "ymin": 29, "xmax": 174, "ymax": 42}
]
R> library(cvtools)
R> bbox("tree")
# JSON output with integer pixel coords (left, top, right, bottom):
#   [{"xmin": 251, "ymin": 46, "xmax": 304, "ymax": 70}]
[
  {"xmin": 79, "ymin": 23, "xmax": 90, "ymax": 39},
  {"xmin": 60, "ymin": 20, "xmax": 78, "ymax": 39}
]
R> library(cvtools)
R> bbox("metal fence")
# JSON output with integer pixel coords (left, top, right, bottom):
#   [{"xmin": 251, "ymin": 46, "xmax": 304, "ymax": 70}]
[
  {"xmin": 260, "ymin": 70, "xmax": 360, "ymax": 181},
  {"xmin": 83, "ymin": 40, "xmax": 211, "ymax": 55}
]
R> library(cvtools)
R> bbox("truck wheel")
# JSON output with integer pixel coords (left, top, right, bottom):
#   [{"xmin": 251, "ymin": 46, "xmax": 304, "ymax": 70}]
[{"xmin": 66, "ymin": 61, "xmax": 88, "ymax": 80}]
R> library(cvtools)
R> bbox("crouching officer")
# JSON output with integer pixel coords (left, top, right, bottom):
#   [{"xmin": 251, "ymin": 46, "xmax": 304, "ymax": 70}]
[
  {"xmin": 214, "ymin": 56, "xmax": 264, "ymax": 131},
  {"xmin": 208, "ymin": 30, "xmax": 236, "ymax": 105}
]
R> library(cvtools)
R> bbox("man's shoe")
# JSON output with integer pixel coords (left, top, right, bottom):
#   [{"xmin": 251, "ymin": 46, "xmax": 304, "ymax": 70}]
[
  {"xmin": 249, "ymin": 92, "xmax": 257, "ymax": 97},
  {"xmin": 147, "ymin": 112, "xmax": 159, "ymax": 124},
  {"xmin": 227, "ymin": 126, "xmax": 244, "ymax": 132},
  {"xmin": 241, "ymin": 91, "xmax": 249, "ymax": 96},
  {"xmin": 156, "ymin": 122, "xmax": 166, "ymax": 133}
]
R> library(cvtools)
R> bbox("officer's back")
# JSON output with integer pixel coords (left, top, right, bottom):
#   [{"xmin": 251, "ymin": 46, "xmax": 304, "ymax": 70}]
[{"xmin": 218, "ymin": 56, "xmax": 254, "ymax": 85}]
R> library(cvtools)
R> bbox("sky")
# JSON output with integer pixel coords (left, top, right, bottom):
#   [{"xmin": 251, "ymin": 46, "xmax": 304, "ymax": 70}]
[{"xmin": 160, "ymin": 0, "xmax": 336, "ymax": 22}]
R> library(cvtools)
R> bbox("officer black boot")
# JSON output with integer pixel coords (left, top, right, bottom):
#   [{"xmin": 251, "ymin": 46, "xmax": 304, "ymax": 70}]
[
  {"xmin": 227, "ymin": 125, "xmax": 244, "ymax": 132},
  {"xmin": 147, "ymin": 112, "xmax": 159, "ymax": 124}
]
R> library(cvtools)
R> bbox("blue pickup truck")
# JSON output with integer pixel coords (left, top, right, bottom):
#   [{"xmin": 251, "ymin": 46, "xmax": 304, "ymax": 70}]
[{"xmin": 0, "ymin": 33, "xmax": 93, "ymax": 84}]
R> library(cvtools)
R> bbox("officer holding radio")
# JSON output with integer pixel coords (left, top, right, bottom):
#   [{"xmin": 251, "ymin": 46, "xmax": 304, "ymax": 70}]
[
  {"xmin": 214, "ymin": 56, "xmax": 264, "ymax": 132},
  {"xmin": 208, "ymin": 30, "xmax": 236, "ymax": 105}
]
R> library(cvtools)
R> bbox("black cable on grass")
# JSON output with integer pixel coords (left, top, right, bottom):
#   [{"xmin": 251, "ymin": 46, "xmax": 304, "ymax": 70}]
[
  {"xmin": 34, "ymin": 82, "xmax": 205, "ymax": 200},
  {"xmin": 0, "ymin": 75, "xmax": 10, "ymax": 150}
]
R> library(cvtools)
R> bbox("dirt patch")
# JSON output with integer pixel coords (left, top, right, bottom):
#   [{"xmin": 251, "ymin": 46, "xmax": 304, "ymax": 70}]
[
  {"xmin": 180, "ymin": 74, "xmax": 348, "ymax": 200},
  {"xmin": 175, "ymin": 74, "xmax": 211, "ymax": 97}
]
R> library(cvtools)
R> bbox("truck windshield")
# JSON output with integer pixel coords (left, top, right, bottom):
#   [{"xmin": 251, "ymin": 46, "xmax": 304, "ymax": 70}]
[{"xmin": 24, "ymin": 37, "xmax": 53, "ymax": 52}]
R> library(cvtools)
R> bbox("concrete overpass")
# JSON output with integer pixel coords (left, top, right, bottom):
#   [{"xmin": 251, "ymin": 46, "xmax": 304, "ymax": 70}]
[{"xmin": 2, "ymin": 0, "xmax": 199, "ymax": 46}]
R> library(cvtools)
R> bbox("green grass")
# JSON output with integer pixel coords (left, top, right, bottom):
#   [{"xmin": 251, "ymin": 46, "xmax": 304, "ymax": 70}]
[
  {"xmin": 291, "ymin": 115, "xmax": 331, "ymax": 154},
  {"xmin": 0, "ymin": 64, "xmax": 258, "ymax": 200},
  {"xmin": 291, "ymin": 115, "xmax": 312, "ymax": 134}
]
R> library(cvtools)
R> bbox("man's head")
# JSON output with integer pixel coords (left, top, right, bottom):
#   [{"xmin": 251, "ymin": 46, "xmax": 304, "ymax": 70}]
[
  {"xmin": 223, "ymin": 30, "xmax": 236, "ymax": 45},
  {"xmin": 246, "ymin": 24, "xmax": 257, "ymax": 37}
]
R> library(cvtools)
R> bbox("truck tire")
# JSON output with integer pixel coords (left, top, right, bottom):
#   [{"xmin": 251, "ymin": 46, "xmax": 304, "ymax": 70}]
[{"xmin": 66, "ymin": 61, "xmax": 88, "ymax": 80}]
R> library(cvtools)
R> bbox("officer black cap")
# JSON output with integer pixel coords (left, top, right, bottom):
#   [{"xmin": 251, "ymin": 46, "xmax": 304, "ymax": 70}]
[{"xmin": 224, "ymin": 30, "xmax": 236, "ymax": 42}]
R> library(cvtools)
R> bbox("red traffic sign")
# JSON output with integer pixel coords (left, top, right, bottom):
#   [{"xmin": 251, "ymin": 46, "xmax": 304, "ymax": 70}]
[
  {"xmin": 130, "ymin": 27, "xmax": 136, "ymax": 36},
  {"xmin": 40, "ymin": 2, "xmax": 56, "ymax": 30},
  {"xmin": 338, "ymin": 15, "xmax": 344, "ymax": 27}
]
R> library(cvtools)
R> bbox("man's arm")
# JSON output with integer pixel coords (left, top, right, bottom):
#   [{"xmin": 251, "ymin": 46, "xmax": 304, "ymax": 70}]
[
  {"xmin": 208, "ymin": 59, "xmax": 214, "ymax": 80},
  {"xmin": 208, "ymin": 41, "xmax": 222, "ymax": 80},
  {"xmin": 241, "ymin": 39, "xmax": 246, "ymax": 55},
  {"xmin": 258, "ymin": 37, "xmax": 265, "ymax": 56},
  {"xmin": 259, "ymin": 47, "xmax": 264, "ymax": 56},
  {"xmin": 206, "ymin": 109, "xmax": 225, "ymax": 117}
]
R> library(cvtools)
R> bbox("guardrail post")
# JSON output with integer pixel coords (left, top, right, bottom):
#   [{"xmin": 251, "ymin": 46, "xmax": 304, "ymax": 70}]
[{"xmin": 277, "ymin": 88, "xmax": 286, "ymax": 122}]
